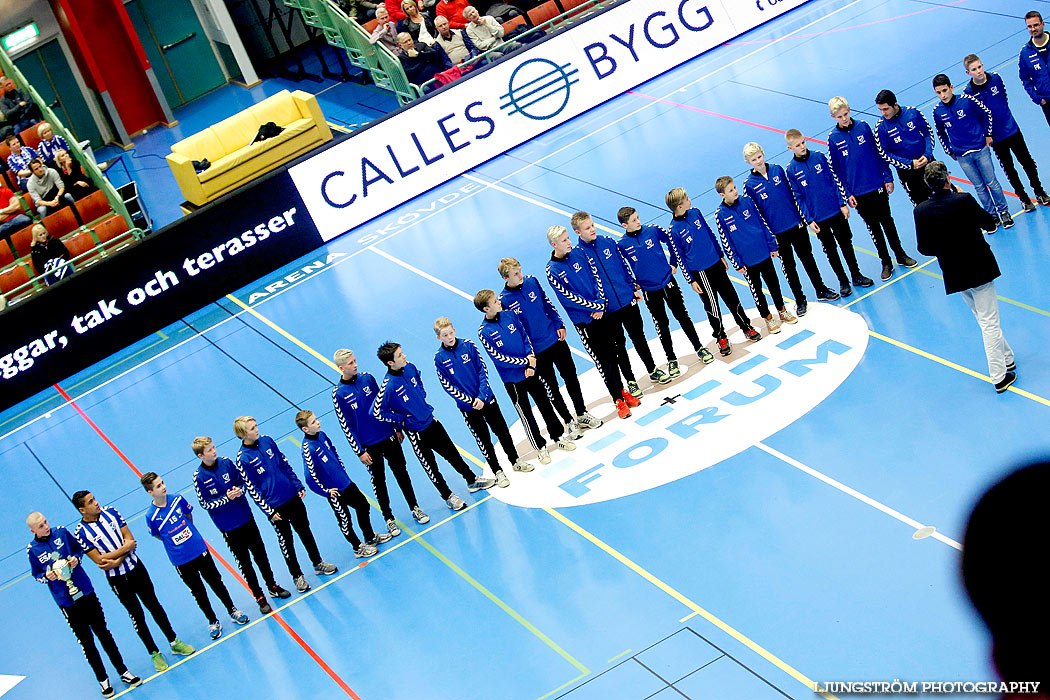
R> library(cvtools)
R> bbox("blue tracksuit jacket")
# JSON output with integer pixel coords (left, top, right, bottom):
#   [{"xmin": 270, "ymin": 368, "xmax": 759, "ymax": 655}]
[
  {"xmin": 616, "ymin": 225, "xmax": 673, "ymax": 292},
  {"xmin": 28, "ymin": 527, "xmax": 94, "ymax": 608},
  {"xmin": 827, "ymin": 119, "xmax": 893, "ymax": 198},
  {"xmin": 499, "ymin": 275, "xmax": 564, "ymax": 353},
  {"xmin": 933, "ymin": 93, "xmax": 992, "ymax": 158},
  {"xmin": 373, "ymin": 363, "xmax": 435, "ymax": 432},
  {"xmin": 434, "ymin": 338, "xmax": 494, "ymax": 410},
  {"xmin": 714, "ymin": 195, "xmax": 778, "ymax": 268},
  {"xmin": 665, "ymin": 209, "xmax": 722, "ymax": 282},
  {"xmin": 236, "ymin": 436, "xmax": 303, "ymax": 517},
  {"xmin": 333, "ymin": 373, "xmax": 395, "ymax": 455},
  {"xmin": 546, "ymin": 249, "xmax": 607, "ymax": 326},
  {"xmin": 963, "ymin": 73, "xmax": 1019, "ymax": 143},
  {"xmin": 744, "ymin": 164, "xmax": 804, "ymax": 236},
  {"xmin": 1019, "ymin": 40, "xmax": 1050, "ymax": 104},
  {"xmin": 576, "ymin": 234, "xmax": 636, "ymax": 312},
  {"xmin": 302, "ymin": 430, "xmax": 352, "ymax": 496},
  {"xmin": 873, "ymin": 105, "xmax": 936, "ymax": 170},
  {"xmin": 478, "ymin": 309, "xmax": 535, "ymax": 384},
  {"xmin": 194, "ymin": 456, "xmax": 254, "ymax": 533},
  {"xmin": 785, "ymin": 150, "xmax": 847, "ymax": 223}
]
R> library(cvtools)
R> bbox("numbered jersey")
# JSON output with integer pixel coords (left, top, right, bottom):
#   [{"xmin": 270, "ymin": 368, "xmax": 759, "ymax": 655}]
[{"xmin": 146, "ymin": 494, "xmax": 208, "ymax": 566}]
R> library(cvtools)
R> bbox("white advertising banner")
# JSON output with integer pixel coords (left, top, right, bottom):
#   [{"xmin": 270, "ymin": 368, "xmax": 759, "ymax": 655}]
[{"xmin": 289, "ymin": 0, "xmax": 812, "ymax": 241}]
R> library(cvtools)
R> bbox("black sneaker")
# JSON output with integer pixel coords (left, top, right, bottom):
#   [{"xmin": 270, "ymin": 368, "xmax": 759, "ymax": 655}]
[
  {"xmin": 269, "ymin": 584, "xmax": 292, "ymax": 599},
  {"xmin": 1006, "ymin": 360, "xmax": 1016, "ymax": 372},
  {"xmin": 880, "ymin": 263, "xmax": 893, "ymax": 281},
  {"xmin": 897, "ymin": 256, "xmax": 918, "ymax": 268},
  {"xmin": 1002, "ymin": 212, "xmax": 1015, "ymax": 229},
  {"xmin": 815, "ymin": 287, "xmax": 840, "ymax": 301},
  {"xmin": 853, "ymin": 275, "xmax": 874, "ymax": 288},
  {"xmin": 995, "ymin": 371, "xmax": 1016, "ymax": 393},
  {"xmin": 100, "ymin": 680, "xmax": 114, "ymax": 698},
  {"xmin": 796, "ymin": 299, "xmax": 808, "ymax": 316},
  {"xmin": 1022, "ymin": 200, "xmax": 1037, "ymax": 213},
  {"xmin": 1036, "ymin": 193, "xmax": 1050, "ymax": 206},
  {"xmin": 839, "ymin": 284, "xmax": 853, "ymax": 298},
  {"xmin": 119, "ymin": 671, "xmax": 142, "ymax": 688},
  {"xmin": 256, "ymin": 595, "xmax": 272, "ymax": 614}
]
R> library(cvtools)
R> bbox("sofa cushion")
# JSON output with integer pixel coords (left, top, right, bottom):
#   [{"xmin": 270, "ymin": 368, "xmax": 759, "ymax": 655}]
[
  {"xmin": 200, "ymin": 127, "xmax": 324, "ymax": 199},
  {"xmin": 248, "ymin": 91, "xmax": 302, "ymax": 128},
  {"xmin": 199, "ymin": 119, "xmax": 315, "ymax": 182},
  {"xmin": 211, "ymin": 110, "xmax": 264, "ymax": 157},
  {"xmin": 171, "ymin": 128, "xmax": 225, "ymax": 164}
]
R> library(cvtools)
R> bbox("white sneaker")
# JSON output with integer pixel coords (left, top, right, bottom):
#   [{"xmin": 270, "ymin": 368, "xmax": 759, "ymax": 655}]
[
  {"xmin": 446, "ymin": 493, "xmax": 466, "ymax": 510},
  {"xmin": 386, "ymin": 518, "xmax": 401, "ymax": 537},
  {"xmin": 556, "ymin": 437, "xmax": 577, "ymax": 451},
  {"xmin": 765, "ymin": 314, "xmax": 782, "ymax": 334},
  {"xmin": 564, "ymin": 421, "xmax": 583, "ymax": 440},
  {"xmin": 576, "ymin": 412, "xmax": 603, "ymax": 430},
  {"xmin": 354, "ymin": 543, "xmax": 378, "ymax": 558},
  {"xmin": 538, "ymin": 447, "xmax": 552, "ymax": 464},
  {"xmin": 512, "ymin": 459, "xmax": 535, "ymax": 472},
  {"xmin": 494, "ymin": 470, "xmax": 510, "ymax": 487},
  {"xmin": 467, "ymin": 478, "xmax": 495, "ymax": 492},
  {"xmin": 411, "ymin": 506, "xmax": 430, "ymax": 524}
]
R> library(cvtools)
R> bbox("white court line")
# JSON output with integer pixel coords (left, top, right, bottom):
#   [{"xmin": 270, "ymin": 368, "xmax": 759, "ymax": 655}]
[
  {"xmin": 0, "ymin": 0, "xmax": 863, "ymax": 442},
  {"xmin": 756, "ymin": 442, "xmax": 963, "ymax": 551}
]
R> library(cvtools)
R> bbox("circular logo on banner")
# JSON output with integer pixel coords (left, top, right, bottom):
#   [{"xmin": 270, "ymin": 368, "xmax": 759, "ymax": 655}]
[
  {"xmin": 490, "ymin": 303, "xmax": 869, "ymax": 508},
  {"xmin": 499, "ymin": 58, "xmax": 580, "ymax": 121}
]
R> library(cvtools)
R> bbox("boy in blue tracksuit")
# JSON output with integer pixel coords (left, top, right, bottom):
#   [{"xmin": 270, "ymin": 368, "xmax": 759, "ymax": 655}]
[
  {"xmin": 785, "ymin": 128, "xmax": 874, "ymax": 298},
  {"xmin": 572, "ymin": 211, "xmax": 669, "ymax": 390},
  {"xmin": 373, "ymin": 341, "xmax": 494, "ymax": 512},
  {"xmin": 193, "ymin": 436, "xmax": 290, "ymax": 613},
  {"xmin": 873, "ymin": 89, "xmax": 937, "ymax": 205},
  {"xmin": 965, "ymin": 53, "xmax": 1048, "ymax": 210},
  {"xmin": 234, "ymin": 416, "xmax": 337, "ymax": 593},
  {"xmin": 1019, "ymin": 10, "xmax": 1050, "ymax": 128},
  {"xmin": 333, "ymin": 348, "xmax": 426, "ymax": 531},
  {"xmin": 665, "ymin": 187, "xmax": 758, "ymax": 356},
  {"xmin": 546, "ymin": 225, "xmax": 636, "ymax": 419},
  {"xmin": 743, "ymin": 142, "xmax": 839, "ymax": 313},
  {"xmin": 828, "ymin": 96, "xmax": 918, "ymax": 282},
  {"xmin": 498, "ymin": 257, "xmax": 602, "ymax": 433},
  {"xmin": 297, "ymin": 410, "xmax": 390, "ymax": 558},
  {"xmin": 434, "ymin": 316, "xmax": 535, "ymax": 484},
  {"xmin": 474, "ymin": 291, "xmax": 577, "ymax": 465},
  {"xmin": 616, "ymin": 206, "xmax": 713, "ymax": 370},
  {"xmin": 714, "ymin": 176, "xmax": 796, "ymax": 336},
  {"xmin": 931, "ymin": 73, "xmax": 1011, "ymax": 230},
  {"xmin": 28, "ymin": 512, "xmax": 140, "ymax": 698}
]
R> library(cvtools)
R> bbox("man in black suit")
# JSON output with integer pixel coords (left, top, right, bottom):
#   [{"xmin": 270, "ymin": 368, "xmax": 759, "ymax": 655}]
[{"xmin": 914, "ymin": 161, "xmax": 1016, "ymax": 393}]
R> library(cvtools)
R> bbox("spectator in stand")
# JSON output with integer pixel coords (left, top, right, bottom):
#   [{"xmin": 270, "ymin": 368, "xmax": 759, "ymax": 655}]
[
  {"xmin": 434, "ymin": 15, "xmax": 479, "ymax": 64},
  {"xmin": 28, "ymin": 158, "xmax": 77, "ymax": 219},
  {"xmin": 30, "ymin": 223, "xmax": 73, "ymax": 286},
  {"xmin": 464, "ymin": 6, "xmax": 520, "ymax": 56},
  {"xmin": 0, "ymin": 77, "xmax": 40, "ymax": 135},
  {"xmin": 54, "ymin": 149, "xmax": 98, "ymax": 201},
  {"xmin": 385, "ymin": 0, "xmax": 421, "ymax": 21},
  {"xmin": 0, "ymin": 182, "xmax": 31, "ymax": 244},
  {"xmin": 343, "ymin": 0, "xmax": 379, "ymax": 20},
  {"xmin": 35, "ymin": 123, "xmax": 69, "ymax": 168},
  {"xmin": 5, "ymin": 134, "xmax": 38, "ymax": 191},
  {"xmin": 437, "ymin": 0, "xmax": 471, "ymax": 29},
  {"xmin": 399, "ymin": 0, "xmax": 437, "ymax": 44},
  {"xmin": 369, "ymin": 6, "xmax": 404, "ymax": 55},
  {"xmin": 397, "ymin": 33, "xmax": 447, "ymax": 90}
]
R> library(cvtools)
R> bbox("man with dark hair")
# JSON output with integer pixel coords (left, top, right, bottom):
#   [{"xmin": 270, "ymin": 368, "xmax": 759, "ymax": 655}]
[
  {"xmin": 873, "ymin": 89, "xmax": 937, "ymax": 205},
  {"xmin": 914, "ymin": 161, "xmax": 1016, "ymax": 393},
  {"xmin": 73, "ymin": 491, "xmax": 194, "ymax": 672},
  {"xmin": 1019, "ymin": 10, "xmax": 1050, "ymax": 128},
  {"xmin": 0, "ymin": 77, "xmax": 40, "ymax": 135}
]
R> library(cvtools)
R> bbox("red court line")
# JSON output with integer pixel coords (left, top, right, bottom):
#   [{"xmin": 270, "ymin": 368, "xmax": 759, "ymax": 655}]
[
  {"xmin": 53, "ymin": 382, "xmax": 363, "ymax": 699},
  {"xmin": 725, "ymin": 0, "xmax": 968, "ymax": 45},
  {"xmin": 627, "ymin": 91, "xmax": 1030, "ymax": 202}
]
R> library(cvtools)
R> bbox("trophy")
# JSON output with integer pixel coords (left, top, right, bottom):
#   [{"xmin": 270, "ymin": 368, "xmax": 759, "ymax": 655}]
[{"xmin": 50, "ymin": 552, "xmax": 83, "ymax": 601}]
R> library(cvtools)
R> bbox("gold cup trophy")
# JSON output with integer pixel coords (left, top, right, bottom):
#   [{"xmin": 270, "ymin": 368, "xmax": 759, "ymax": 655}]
[{"xmin": 50, "ymin": 552, "xmax": 84, "ymax": 601}]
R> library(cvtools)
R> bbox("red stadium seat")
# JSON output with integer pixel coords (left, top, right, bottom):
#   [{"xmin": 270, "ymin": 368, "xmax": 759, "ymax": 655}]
[
  {"xmin": 20, "ymin": 123, "xmax": 42, "ymax": 150},
  {"xmin": 41, "ymin": 208, "xmax": 79, "ymax": 239},
  {"xmin": 0, "ymin": 239, "xmax": 14, "ymax": 267},
  {"xmin": 63, "ymin": 230, "xmax": 102, "ymax": 265},
  {"xmin": 75, "ymin": 189, "xmax": 111, "ymax": 225},
  {"xmin": 92, "ymin": 215, "xmax": 131, "ymax": 248},
  {"xmin": 10, "ymin": 222, "xmax": 34, "ymax": 257},
  {"xmin": 502, "ymin": 15, "xmax": 526, "ymax": 34},
  {"xmin": 527, "ymin": 0, "xmax": 559, "ymax": 26},
  {"xmin": 362, "ymin": 18, "xmax": 378, "ymax": 33},
  {"xmin": 0, "ymin": 262, "xmax": 31, "ymax": 298}
]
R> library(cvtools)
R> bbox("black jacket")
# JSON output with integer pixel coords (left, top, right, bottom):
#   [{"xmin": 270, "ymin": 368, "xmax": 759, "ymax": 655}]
[{"xmin": 914, "ymin": 187, "xmax": 999, "ymax": 294}]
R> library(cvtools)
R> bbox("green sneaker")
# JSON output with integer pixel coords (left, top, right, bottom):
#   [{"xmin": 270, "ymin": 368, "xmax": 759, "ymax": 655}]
[
  {"xmin": 667, "ymin": 360, "xmax": 681, "ymax": 378},
  {"xmin": 627, "ymin": 380, "xmax": 643, "ymax": 398},
  {"xmin": 170, "ymin": 639, "xmax": 195, "ymax": 656},
  {"xmin": 649, "ymin": 367, "xmax": 671, "ymax": 384},
  {"xmin": 697, "ymin": 347, "xmax": 714, "ymax": 364},
  {"xmin": 151, "ymin": 651, "xmax": 168, "ymax": 672}
]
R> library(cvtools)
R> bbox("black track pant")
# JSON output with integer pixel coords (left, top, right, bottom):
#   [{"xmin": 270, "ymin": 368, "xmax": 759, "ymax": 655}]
[
  {"xmin": 1041, "ymin": 101, "xmax": 1050, "ymax": 130},
  {"xmin": 896, "ymin": 165, "xmax": 930, "ymax": 205},
  {"xmin": 270, "ymin": 496, "xmax": 323, "ymax": 579},
  {"xmin": 108, "ymin": 563, "xmax": 176, "ymax": 654},
  {"xmin": 854, "ymin": 188, "xmax": 908, "ymax": 265},
  {"xmin": 463, "ymin": 398, "xmax": 519, "ymax": 471},
  {"xmin": 814, "ymin": 212, "xmax": 862, "ymax": 285},
  {"xmin": 609, "ymin": 302, "xmax": 655, "ymax": 375},
  {"xmin": 739, "ymin": 257, "xmax": 784, "ymax": 317},
  {"xmin": 504, "ymin": 375, "xmax": 564, "ymax": 450},
  {"xmin": 535, "ymin": 339, "xmax": 585, "ymax": 420},
  {"xmin": 405, "ymin": 419, "xmax": 478, "ymax": 500},
  {"xmin": 992, "ymin": 129, "xmax": 1045, "ymax": 202},
  {"xmin": 326, "ymin": 483, "xmax": 375, "ymax": 548},
  {"xmin": 174, "ymin": 550, "xmax": 235, "ymax": 625},
  {"xmin": 364, "ymin": 434, "xmax": 418, "ymax": 521},
  {"xmin": 774, "ymin": 225, "xmax": 826, "ymax": 300},
  {"xmin": 575, "ymin": 315, "xmax": 625, "ymax": 401},
  {"xmin": 642, "ymin": 277, "xmax": 702, "ymax": 359},
  {"xmin": 221, "ymin": 517, "xmax": 277, "ymax": 599},
  {"xmin": 687, "ymin": 261, "xmax": 751, "ymax": 341},
  {"xmin": 61, "ymin": 593, "xmax": 128, "ymax": 682}
]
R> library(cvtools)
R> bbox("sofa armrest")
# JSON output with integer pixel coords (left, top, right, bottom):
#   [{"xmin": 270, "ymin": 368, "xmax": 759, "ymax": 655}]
[
  {"xmin": 166, "ymin": 152, "xmax": 208, "ymax": 208},
  {"xmin": 291, "ymin": 90, "xmax": 333, "ymax": 143}
]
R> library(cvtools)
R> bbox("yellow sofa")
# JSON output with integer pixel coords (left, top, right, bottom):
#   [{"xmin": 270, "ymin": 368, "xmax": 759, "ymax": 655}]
[{"xmin": 167, "ymin": 90, "xmax": 332, "ymax": 207}]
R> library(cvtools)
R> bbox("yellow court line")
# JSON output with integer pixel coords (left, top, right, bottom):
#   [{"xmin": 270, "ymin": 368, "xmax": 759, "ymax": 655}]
[
  {"xmin": 843, "ymin": 258, "xmax": 938, "ymax": 307},
  {"xmin": 537, "ymin": 671, "xmax": 590, "ymax": 700},
  {"xmin": 607, "ymin": 649, "xmax": 632, "ymax": 663},
  {"xmin": 679, "ymin": 611, "xmax": 699, "ymax": 623},
  {"xmin": 543, "ymin": 507, "xmax": 837, "ymax": 700},
  {"xmin": 326, "ymin": 121, "xmax": 352, "ymax": 134},
  {"xmin": 226, "ymin": 294, "xmax": 339, "ymax": 370}
]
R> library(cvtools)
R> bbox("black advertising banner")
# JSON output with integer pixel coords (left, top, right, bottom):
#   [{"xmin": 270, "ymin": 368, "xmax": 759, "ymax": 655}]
[{"xmin": 0, "ymin": 169, "xmax": 324, "ymax": 410}]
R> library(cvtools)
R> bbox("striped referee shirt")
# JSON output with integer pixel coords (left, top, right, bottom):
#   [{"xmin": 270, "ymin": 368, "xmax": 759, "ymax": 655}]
[{"xmin": 74, "ymin": 506, "xmax": 139, "ymax": 578}]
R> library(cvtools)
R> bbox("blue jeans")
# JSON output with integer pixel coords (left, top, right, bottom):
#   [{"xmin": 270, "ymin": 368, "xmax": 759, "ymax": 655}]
[
  {"xmin": 958, "ymin": 147, "xmax": 1008, "ymax": 216},
  {"xmin": 0, "ymin": 212, "xmax": 31, "ymax": 240}
]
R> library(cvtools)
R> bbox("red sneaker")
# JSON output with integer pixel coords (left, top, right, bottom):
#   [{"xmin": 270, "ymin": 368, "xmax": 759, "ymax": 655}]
[
  {"xmin": 717, "ymin": 337, "xmax": 732, "ymax": 356},
  {"xmin": 621, "ymin": 389, "xmax": 641, "ymax": 408},
  {"xmin": 743, "ymin": 326, "xmax": 761, "ymax": 342},
  {"xmin": 615, "ymin": 399, "xmax": 632, "ymax": 419}
]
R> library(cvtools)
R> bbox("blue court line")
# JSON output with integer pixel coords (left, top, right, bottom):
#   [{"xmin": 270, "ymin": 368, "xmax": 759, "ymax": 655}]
[
  {"xmin": 730, "ymin": 355, "xmax": 768, "ymax": 375},
  {"xmin": 776, "ymin": 330, "xmax": 815, "ymax": 350},
  {"xmin": 636, "ymin": 407, "xmax": 672, "ymax": 426},
  {"xmin": 540, "ymin": 456, "xmax": 579, "ymax": 481},
  {"xmin": 587, "ymin": 430, "xmax": 627, "ymax": 451},
  {"xmin": 683, "ymin": 380, "xmax": 720, "ymax": 400}
]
